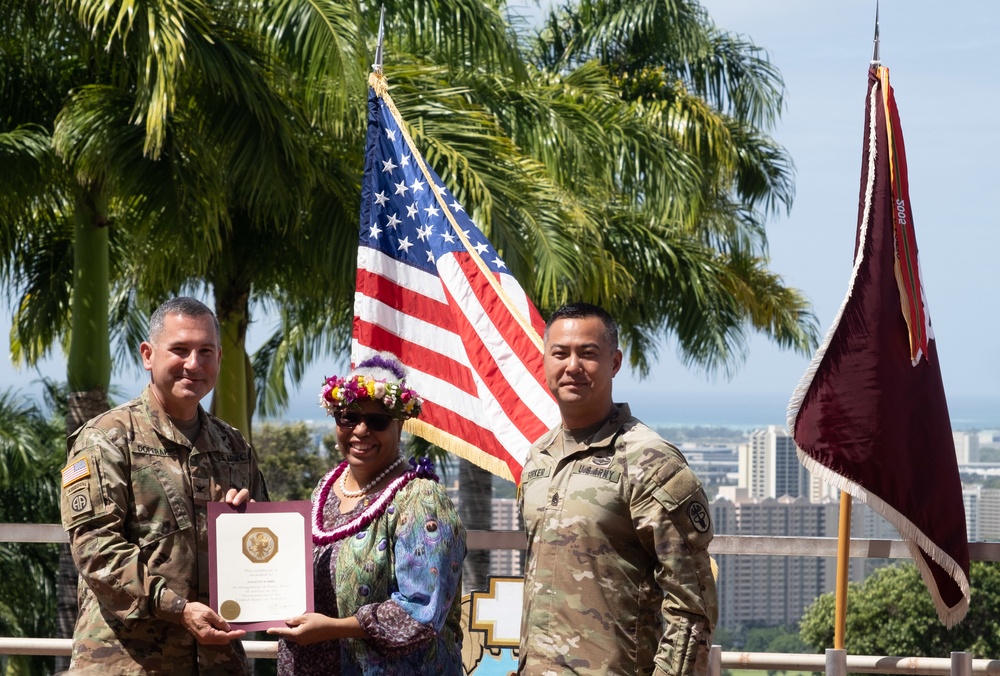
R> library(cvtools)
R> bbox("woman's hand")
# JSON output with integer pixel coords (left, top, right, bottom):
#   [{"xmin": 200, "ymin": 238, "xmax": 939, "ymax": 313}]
[
  {"xmin": 267, "ymin": 613, "xmax": 338, "ymax": 645},
  {"xmin": 267, "ymin": 613, "xmax": 368, "ymax": 644}
]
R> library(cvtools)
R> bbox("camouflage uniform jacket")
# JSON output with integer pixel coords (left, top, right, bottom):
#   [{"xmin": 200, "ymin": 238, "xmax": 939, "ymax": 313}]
[
  {"xmin": 518, "ymin": 404, "xmax": 718, "ymax": 676},
  {"xmin": 59, "ymin": 386, "xmax": 268, "ymax": 675}
]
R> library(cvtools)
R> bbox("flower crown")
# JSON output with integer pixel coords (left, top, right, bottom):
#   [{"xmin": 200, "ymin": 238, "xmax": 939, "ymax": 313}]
[{"xmin": 319, "ymin": 353, "xmax": 423, "ymax": 420}]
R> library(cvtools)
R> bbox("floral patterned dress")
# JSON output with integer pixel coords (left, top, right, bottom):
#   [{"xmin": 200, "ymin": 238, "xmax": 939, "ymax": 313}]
[{"xmin": 277, "ymin": 462, "xmax": 466, "ymax": 675}]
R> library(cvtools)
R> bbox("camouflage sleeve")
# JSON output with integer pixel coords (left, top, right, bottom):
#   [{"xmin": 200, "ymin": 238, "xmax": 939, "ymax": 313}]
[
  {"xmin": 59, "ymin": 430, "xmax": 186, "ymax": 627},
  {"xmin": 634, "ymin": 459, "xmax": 717, "ymax": 676}
]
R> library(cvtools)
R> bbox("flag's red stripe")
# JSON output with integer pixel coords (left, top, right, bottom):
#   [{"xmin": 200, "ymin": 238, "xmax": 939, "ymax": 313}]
[
  {"xmin": 492, "ymin": 270, "xmax": 546, "ymax": 336},
  {"xmin": 453, "ymin": 253, "xmax": 551, "ymax": 394},
  {"xmin": 418, "ymin": 399, "xmax": 519, "ymax": 473},
  {"xmin": 528, "ymin": 302, "xmax": 546, "ymax": 339},
  {"xmin": 353, "ymin": 318, "xmax": 479, "ymax": 397},
  {"xmin": 439, "ymin": 281, "xmax": 553, "ymax": 441},
  {"xmin": 356, "ymin": 268, "xmax": 456, "ymax": 332},
  {"xmin": 356, "ymin": 309, "xmax": 551, "ymax": 443}
]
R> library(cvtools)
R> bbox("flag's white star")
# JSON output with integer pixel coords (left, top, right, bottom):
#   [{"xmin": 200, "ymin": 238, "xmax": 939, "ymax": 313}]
[
  {"xmin": 410, "ymin": 177, "xmax": 425, "ymax": 193},
  {"xmin": 432, "ymin": 183, "xmax": 446, "ymax": 196},
  {"xmin": 382, "ymin": 158, "xmax": 397, "ymax": 173},
  {"xmin": 441, "ymin": 231, "xmax": 456, "ymax": 244},
  {"xmin": 473, "ymin": 242, "xmax": 489, "ymax": 255},
  {"xmin": 424, "ymin": 204, "xmax": 440, "ymax": 218},
  {"xmin": 374, "ymin": 191, "xmax": 389, "ymax": 207},
  {"xmin": 449, "ymin": 200, "xmax": 464, "ymax": 212},
  {"xmin": 492, "ymin": 256, "xmax": 506, "ymax": 269},
  {"xmin": 385, "ymin": 128, "xmax": 396, "ymax": 142},
  {"xmin": 368, "ymin": 224, "xmax": 382, "ymax": 238},
  {"xmin": 416, "ymin": 224, "xmax": 433, "ymax": 241},
  {"xmin": 426, "ymin": 250, "xmax": 435, "ymax": 263},
  {"xmin": 397, "ymin": 237, "xmax": 414, "ymax": 253},
  {"xmin": 401, "ymin": 154, "xmax": 411, "ymax": 166},
  {"xmin": 394, "ymin": 180, "xmax": 409, "ymax": 196},
  {"xmin": 406, "ymin": 202, "xmax": 419, "ymax": 219},
  {"xmin": 386, "ymin": 213, "xmax": 402, "ymax": 229}
]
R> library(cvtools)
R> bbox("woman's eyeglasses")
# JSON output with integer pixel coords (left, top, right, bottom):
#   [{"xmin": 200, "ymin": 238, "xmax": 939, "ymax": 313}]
[{"xmin": 334, "ymin": 410, "xmax": 396, "ymax": 432}]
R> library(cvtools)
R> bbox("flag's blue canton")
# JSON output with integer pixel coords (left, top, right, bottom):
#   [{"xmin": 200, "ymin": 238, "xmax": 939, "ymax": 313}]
[{"xmin": 361, "ymin": 96, "xmax": 506, "ymax": 275}]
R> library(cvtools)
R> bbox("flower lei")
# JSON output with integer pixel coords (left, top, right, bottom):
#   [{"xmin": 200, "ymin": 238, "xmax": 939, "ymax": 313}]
[
  {"xmin": 312, "ymin": 457, "xmax": 439, "ymax": 545},
  {"xmin": 320, "ymin": 373, "xmax": 423, "ymax": 419}
]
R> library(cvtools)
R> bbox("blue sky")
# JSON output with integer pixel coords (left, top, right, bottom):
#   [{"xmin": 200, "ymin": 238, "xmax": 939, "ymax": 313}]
[{"xmin": 5, "ymin": 0, "xmax": 999, "ymax": 428}]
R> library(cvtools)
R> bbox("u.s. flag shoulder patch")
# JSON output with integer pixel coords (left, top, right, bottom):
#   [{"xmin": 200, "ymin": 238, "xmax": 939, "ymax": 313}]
[{"xmin": 61, "ymin": 458, "xmax": 90, "ymax": 487}]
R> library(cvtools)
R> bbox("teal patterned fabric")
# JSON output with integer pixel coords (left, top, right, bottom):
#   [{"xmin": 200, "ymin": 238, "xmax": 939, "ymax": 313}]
[{"xmin": 279, "ymin": 474, "xmax": 466, "ymax": 675}]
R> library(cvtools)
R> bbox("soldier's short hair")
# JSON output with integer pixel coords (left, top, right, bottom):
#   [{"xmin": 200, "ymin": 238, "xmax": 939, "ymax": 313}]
[
  {"xmin": 149, "ymin": 297, "xmax": 221, "ymax": 346},
  {"xmin": 544, "ymin": 302, "xmax": 619, "ymax": 352}
]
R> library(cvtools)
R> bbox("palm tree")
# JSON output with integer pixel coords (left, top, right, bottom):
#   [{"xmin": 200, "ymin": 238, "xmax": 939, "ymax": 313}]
[
  {"xmin": 2, "ymin": 0, "xmax": 822, "ymax": 606},
  {"xmin": 358, "ymin": 0, "xmax": 819, "ymax": 587},
  {"xmin": 518, "ymin": 0, "xmax": 817, "ymax": 372},
  {"xmin": 0, "ymin": 384, "xmax": 67, "ymax": 676}
]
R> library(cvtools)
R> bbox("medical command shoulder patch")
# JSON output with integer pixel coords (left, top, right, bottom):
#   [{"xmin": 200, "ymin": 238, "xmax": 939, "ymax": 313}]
[{"xmin": 61, "ymin": 458, "xmax": 90, "ymax": 487}]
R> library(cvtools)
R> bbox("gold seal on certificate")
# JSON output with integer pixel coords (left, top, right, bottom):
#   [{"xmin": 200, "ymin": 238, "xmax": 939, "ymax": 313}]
[
  {"xmin": 220, "ymin": 600, "xmax": 242, "ymax": 621},
  {"xmin": 208, "ymin": 501, "xmax": 314, "ymax": 630},
  {"xmin": 243, "ymin": 528, "xmax": 278, "ymax": 563}
]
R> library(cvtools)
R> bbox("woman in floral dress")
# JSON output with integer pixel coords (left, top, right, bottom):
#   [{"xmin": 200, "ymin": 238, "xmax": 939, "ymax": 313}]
[{"xmin": 269, "ymin": 353, "xmax": 466, "ymax": 675}]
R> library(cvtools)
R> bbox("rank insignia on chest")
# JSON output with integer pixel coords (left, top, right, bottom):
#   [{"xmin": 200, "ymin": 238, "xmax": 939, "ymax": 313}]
[{"xmin": 61, "ymin": 458, "xmax": 90, "ymax": 487}]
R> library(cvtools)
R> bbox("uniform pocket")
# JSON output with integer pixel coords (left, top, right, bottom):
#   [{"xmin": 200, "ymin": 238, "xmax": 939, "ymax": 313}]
[{"xmin": 130, "ymin": 462, "xmax": 192, "ymax": 547}]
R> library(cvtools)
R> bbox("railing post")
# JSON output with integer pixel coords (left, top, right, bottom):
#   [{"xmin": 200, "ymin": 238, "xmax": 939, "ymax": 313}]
[
  {"xmin": 826, "ymin": 648, "xmax": 847, "ymax": 676},
  {"xmin": 951, "ymin": 651, "xmax": 972, "ymax": 676},
  {"xmin": 708, "ymin": 644, "xmax": 722, "ymax": 676}
]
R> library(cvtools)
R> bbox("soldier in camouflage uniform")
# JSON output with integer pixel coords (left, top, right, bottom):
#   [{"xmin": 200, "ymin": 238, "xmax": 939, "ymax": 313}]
[
  {"xmin": 59, "ymin": 297, "xmax": 268, "ymax": 675},
  {"xmin": 519, "ymin": 303, "xmax": 717, "ymax": 676}
]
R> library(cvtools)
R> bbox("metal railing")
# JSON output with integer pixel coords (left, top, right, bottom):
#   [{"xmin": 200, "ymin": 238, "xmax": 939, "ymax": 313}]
[
  {"xmin": 4, "ymin": 638, "xmax": 1000, "ymax": 675},
  {"xmin": 4, "ymin": 525, "xmax": 1000, "ymax": 674}
]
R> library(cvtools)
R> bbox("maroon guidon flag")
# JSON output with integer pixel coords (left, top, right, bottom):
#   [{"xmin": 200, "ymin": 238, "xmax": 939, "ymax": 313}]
[
  {"xmin": 787, "ymin": 66, "xmax": 970, "ymax": 626},
  {"xmin": 352, "ymin": 72, "xmax": 560, "ymax": 484}
]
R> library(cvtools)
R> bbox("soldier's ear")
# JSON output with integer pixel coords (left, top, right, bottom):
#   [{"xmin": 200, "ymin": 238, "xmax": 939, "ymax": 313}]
[{"xmin": 140, "ymin": 342, "xmax": 154, "ymax": 371}]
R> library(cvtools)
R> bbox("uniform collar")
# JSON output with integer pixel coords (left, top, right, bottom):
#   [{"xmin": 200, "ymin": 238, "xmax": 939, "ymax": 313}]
[
  {"xmin": 141, "ymin": 385, "xmax": 208, "ymax": 449},
  {"xmin": 542, "ymin": 403, "xmax": 631, "ymax": 459}
]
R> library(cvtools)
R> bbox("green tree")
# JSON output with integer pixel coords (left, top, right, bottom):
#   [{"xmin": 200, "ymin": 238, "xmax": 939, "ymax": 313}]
[
  {"xmin": 0, "ymin": 385, "xmax": 66, "ymax": 676},
  {"xmin": 253, "ymin": 422, "xmax": 329, "ymax": 501},
  {"xmin": 2, "ymin": 0, "xmax": 825, "ymax": 643},
  {"xmin": 799, "ymin": 562, "xmax": 1000, "ymax": 658},
  {"xmin": 518, "ymin": 0, "xmax": 816, "ymax": 373}
]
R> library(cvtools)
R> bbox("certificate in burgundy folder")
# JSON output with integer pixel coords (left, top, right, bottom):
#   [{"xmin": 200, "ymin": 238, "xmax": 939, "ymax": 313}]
[{"xmin": 208, "ymin": 500, "xmax": 314, "ymax": 630}]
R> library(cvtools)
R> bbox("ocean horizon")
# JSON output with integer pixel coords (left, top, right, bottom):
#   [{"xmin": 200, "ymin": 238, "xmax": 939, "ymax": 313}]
[{"xmin": 273, "ymin": 389, "xmax": 1000, "ymax": 433}]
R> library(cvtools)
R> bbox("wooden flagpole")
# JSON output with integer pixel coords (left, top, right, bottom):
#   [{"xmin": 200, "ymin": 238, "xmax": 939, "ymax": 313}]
[
  {"xmin": 834, "ymin": 494, "xmax": 851, "ymax": 649},
  {"xmin": 834, "ymin": 5, "xmax": 881, "ymax": 650}
]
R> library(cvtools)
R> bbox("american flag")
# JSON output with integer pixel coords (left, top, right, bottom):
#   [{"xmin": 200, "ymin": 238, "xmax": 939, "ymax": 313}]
[
  {"xmin": 61, "ymin": 458, "xmax": 90, "ymax": 487},
  {"xmin": 353, "ymin": 74, "xmax": 560, "ymax": 483}
]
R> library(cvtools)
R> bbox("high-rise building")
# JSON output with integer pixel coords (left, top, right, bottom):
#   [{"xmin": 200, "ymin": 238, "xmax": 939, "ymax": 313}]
[
  {"xmin": 712, "ymin": 496, "xmax": 839, "ymax": 629},
  {"xmin": 740, "ymin": 426, "xmax": 812, "ymax": 499},
  {"xmin": 954, "ymin": 432, "xmax": 981, "ymax": 465},
  {"xmin": 966, "ymin": 485, "xmax": 1000, "ymax": 541},
  {"xmin": 711, "ymin": 495, "xmax": 896, "ymax": 631},
  {"xmin": 489, "ymin": 498, "xmax": 523, "ymax": 576}
]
